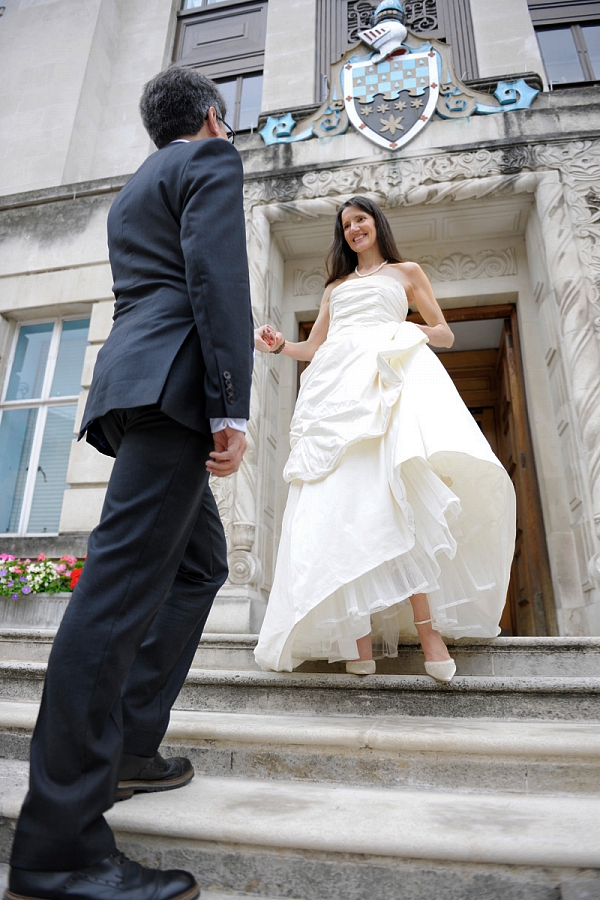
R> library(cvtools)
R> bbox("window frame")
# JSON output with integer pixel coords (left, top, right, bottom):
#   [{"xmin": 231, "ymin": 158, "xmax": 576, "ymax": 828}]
[{"xmin": 0, "ymin": 316, "xmax": 89, "ymax": 537}]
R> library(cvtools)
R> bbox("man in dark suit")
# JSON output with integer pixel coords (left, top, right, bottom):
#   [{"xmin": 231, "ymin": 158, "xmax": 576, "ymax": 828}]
[{"xmin": 6, "ymin": 67, "xmax": 253, "ymax": 900}]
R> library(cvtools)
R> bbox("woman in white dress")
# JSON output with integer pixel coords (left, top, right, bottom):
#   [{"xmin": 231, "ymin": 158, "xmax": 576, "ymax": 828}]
[{"xmin": 254, "ymin": 197, "xmax": 515, "ymax": 681}]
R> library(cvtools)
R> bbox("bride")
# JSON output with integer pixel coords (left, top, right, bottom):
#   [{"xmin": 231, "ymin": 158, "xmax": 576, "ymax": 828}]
[{"xmin": 253, "ymin": 196, "xmax": 516, "ymax": 681}]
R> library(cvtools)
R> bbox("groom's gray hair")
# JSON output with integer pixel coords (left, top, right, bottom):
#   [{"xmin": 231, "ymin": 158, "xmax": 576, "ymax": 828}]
[{"xmin": 140, "ymin": 66, "xmax": 227, "ymax": 149}]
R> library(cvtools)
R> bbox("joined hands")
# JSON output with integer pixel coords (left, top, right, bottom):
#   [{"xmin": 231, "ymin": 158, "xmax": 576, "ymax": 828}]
[{"xmin": 255, "ymin": 324, "xmax": 284, "ymax": 354}]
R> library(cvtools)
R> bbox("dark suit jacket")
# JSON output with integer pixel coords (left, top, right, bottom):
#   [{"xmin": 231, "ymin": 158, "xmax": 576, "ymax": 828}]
[{"xmin": 80, "ymin": 138, "xmax": 253, "ymax": 456}]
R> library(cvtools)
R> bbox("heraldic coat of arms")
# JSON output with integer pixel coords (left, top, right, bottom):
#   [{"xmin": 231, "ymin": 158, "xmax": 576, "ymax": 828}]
[
  {"xmin": 260, "ymin": 0, "xmax": 539, "ymax": 150},
  {"xmin": 343, "ymin": 43, "xmax": 439, "ymax": 151}
]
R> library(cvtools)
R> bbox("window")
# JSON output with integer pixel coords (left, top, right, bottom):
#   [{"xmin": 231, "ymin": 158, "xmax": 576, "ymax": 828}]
[
  {"xmin": 536, "ymin": 23, "xmax": 600, "ymax": 83},
  {"xmin": 0, "ymin": 318, "xmax": 90, "ymax": 536},
  {"xmin": 529, "ymin": 1, "xmax": 600, "ymax": 85},
  {"xmin": 216, "ymin": 72, "xmax": 263, "ymax": 131},
  {"xmin": 175, "ymin": 0, "xmax": 267, "ymax": 131}
]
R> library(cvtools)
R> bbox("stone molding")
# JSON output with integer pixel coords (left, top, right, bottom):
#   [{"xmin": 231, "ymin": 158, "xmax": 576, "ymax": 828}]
[{"xmin": 241, "ymin": 138, "xmax": 600, "ymax": 608}]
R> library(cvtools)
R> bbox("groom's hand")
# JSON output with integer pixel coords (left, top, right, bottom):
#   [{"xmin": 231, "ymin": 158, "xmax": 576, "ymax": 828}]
[{"xmin": 206, "ymin": 426, "xmax": 247, "ymax": 477}]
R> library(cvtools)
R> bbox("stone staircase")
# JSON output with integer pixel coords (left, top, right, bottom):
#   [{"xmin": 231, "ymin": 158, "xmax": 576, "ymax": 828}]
[{"xmin": 0, "ymin": 630, "xmax": 599, "ymax": 900}]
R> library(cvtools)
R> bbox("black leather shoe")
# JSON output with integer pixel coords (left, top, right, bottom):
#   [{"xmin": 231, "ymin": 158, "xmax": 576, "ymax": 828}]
[
  {"xmin": 5, "ymin": 851, "xmax": 199, "ymax": 900},
  {"xmin": 116, "ymin": 752, "xmax": 194, "ymax": 801}
]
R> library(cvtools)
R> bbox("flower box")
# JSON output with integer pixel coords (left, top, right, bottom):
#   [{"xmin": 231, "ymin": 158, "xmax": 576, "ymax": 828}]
[{"xmin": 0, "ymin": 592, "xmax": 71, "ymax": 629}]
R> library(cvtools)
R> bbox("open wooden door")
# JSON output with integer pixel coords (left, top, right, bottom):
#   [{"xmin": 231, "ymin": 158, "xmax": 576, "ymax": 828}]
[
  {"xmin": 495, "ymin": 310, "xmax": 557, "ymax": 636},
  {"xmin": 432, "ymin": 306, "xmax": 556, "ymax": 636}
]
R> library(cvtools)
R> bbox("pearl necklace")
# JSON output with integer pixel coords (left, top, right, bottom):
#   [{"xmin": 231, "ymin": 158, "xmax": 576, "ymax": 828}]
[{"xmin": 354, "ymin": 260, "xmax": 388, "ymax": 278}]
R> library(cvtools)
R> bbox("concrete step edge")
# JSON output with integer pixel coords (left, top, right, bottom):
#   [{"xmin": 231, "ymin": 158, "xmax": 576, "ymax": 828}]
[
  {"xmin": 185, "ymin": 669, "xmax": 600, "ymax": 693},
  {"xmin": 1, "ymin": 661, "xmax": 599, "ymax": 693},
  {"xmin": 1, "ymin": 701, "xmax": 599, "ymax": 761},
  {"xmin": 1, "ymin": 762, "xmax": 599, "ymax": 870}
]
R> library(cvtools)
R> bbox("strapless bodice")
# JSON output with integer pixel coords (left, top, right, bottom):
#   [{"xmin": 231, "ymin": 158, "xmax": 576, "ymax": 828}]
[{"xmin": 328, "ymin": 274, "xmax": 408, "ymax": 335}]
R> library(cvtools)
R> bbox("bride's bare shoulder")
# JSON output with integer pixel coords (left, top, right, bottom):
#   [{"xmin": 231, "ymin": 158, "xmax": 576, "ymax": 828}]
[{"xmin": 390, "ymin": 260, "xmax": 426, "ymax": 281}]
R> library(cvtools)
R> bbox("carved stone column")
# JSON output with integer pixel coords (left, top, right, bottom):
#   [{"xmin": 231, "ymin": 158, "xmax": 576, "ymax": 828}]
[
  {"xmin": 203, "ymin": 205, "xmax": 271, "ymax": 634},
  {"xmin": 534, "ymin": 170, "xmax": 600, "ymax": 596}
]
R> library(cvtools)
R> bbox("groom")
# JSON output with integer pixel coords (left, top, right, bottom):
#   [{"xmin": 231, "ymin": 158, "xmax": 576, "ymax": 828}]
[{"xmin": 6, "ymin": 67, "xmax": 253, "ymax": 900}]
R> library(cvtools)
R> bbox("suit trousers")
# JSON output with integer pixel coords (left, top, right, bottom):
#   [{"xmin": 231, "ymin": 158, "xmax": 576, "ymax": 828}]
[{"xmin": 10, "ymin": 406, "xmax": 228, "ymax": 871}]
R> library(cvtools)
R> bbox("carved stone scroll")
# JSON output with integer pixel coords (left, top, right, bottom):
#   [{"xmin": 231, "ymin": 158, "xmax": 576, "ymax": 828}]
[{"xmin": 418, "ymin": 248, "xmax": 517, "ymax": 282}]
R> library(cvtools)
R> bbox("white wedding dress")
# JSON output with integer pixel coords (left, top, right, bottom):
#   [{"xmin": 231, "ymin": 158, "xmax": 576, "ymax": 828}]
[{"xmin": 254, "ymin": 274, "xmax": 516, "ymax": 672}]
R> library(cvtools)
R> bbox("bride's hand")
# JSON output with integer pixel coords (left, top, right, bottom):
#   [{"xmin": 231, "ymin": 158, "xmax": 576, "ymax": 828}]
[{"xmin": 255, "ymin": 325, "xmax": 284, "ymax": 353}]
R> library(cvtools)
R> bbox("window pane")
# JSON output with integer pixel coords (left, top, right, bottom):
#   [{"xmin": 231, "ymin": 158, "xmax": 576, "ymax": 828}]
[
  {"xmin": 537, "ymin": 28, "xmax": 586, "ymax": 84},
  {"xmin": 0, "ymin": 408, "xmax": 38, "ymax": 533},
  {"xmin": 216, "ymin": 78, "xmax": 237, "ymax": 122},
  {"xmin": 238, "ymin": 74, "xmax": 263, "ymax": 130},
  {"xmin": 5, "ymin": 323, "xmax": 53, "ymax": 402},
  {"xmin": 50, "ymin": 319, "xmax": 90, "ymax": 398},
  {"xmin": 27, "ymin": 405, "xmax": 76, "ymax": 534},
  {"xmin": 582, "ymin": 24, "xmax": 600, "ymax": 78}
]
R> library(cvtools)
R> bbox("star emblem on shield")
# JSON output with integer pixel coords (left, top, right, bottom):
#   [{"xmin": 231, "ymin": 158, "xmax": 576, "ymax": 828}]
[{"xmin": 343, "ymin": 50, "xmax": 440, "ymax": 150}]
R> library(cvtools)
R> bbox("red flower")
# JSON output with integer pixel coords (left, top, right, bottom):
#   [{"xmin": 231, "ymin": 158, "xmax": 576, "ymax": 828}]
[{"xmin": 70, "ymin": 568, "xmax": 83, "ymax": 589}]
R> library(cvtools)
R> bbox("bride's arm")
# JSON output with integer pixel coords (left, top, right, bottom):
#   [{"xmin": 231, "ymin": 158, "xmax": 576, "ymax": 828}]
[
  {"xmin": 401, "ymin": 262, "xmax": 454, "ymax": 349},
  {"xmin": 255, "ymin": 287, "xmax": 332, "ymax": 362}
]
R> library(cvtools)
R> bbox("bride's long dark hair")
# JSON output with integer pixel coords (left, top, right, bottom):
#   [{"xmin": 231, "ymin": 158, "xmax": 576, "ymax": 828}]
[{"xmin": 325, "ymin": 196, "xmax": 403, "ymax": 287}]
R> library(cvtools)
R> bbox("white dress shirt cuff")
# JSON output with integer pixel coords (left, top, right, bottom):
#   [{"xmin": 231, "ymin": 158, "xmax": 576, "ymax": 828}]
[{"xmin": 210, "ymin": 417, "xmax": 247, "ymax": 433}]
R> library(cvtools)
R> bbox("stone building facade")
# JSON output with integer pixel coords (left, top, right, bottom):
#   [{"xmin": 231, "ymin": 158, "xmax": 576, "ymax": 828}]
[{"xmin": 0, "ymin": 0, "xmax": 599, "ymax": 637}]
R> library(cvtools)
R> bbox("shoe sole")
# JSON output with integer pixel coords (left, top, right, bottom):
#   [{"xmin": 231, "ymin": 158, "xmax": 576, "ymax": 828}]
[
  {"xmin": 116, "ymin": 768, "xmax": 195, "ymax": 801},
  {"xmin": 5, "ymin": 883, "xmax": 200, "ymax": 900}
]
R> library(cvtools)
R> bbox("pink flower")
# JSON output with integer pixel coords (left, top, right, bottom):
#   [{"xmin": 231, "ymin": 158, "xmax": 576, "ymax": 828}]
[
  {"xmin": 37, "ymin": 554, "xmax": 46, "ymax": 561},
  {"xmin": 61, "ymin": 555, "xmax": 77, "ymax": 567},
  {"xmin": 55, "ymin": 564, "xmax": 66, "ymax": 574}
]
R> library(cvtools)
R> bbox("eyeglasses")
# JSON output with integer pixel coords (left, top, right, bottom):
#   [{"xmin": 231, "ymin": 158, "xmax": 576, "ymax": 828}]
[{"xmin": 220, "ymin": 119, "xmax": 236, "ymax": 145}]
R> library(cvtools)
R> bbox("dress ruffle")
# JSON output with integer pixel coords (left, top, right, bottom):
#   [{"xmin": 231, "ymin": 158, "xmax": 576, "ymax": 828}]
[{"xmin": 255, "ymin": 276, "xmax": 516, "ymax": 672}]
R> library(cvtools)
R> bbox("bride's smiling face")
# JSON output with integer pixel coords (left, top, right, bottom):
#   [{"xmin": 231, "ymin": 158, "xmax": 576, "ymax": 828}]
[{"xmin": 341, "ymin": 206, "xmax": 379, "ymax": 254}]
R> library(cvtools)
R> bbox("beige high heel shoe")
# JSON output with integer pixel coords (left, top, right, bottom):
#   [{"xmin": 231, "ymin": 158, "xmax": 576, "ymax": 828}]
[
  {"xmin": 414, "ymin": 618, "xmax": 456, "ymax": 683},
  {"xmin": 346, "ymin": 659, "xmax": 376, "ymax": 675}
]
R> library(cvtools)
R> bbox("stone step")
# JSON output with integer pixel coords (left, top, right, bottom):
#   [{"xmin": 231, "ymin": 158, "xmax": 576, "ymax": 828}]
[
  {"xmin": 3, "ymin": 630, "xmax": 600, "ymax": 677},
  {"xmin": 1, "ymin": 701, "xmax": 599, "ymax": 796},
  {"xmin": 0, "ymin": 760, "xmax": 599, "ymax": 900},
  {"xmin": 1, "ymin": 662, "xmax": 600, "ymax": 720}
]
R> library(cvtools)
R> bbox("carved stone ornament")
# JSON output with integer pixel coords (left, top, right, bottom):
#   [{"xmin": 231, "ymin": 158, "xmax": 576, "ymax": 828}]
[
  {"xmin": 260, "ymin": 0, "xmax": 539, "ymax": 149},
  {"xmin": 228, "ymin": 523, "xmax": 262, "ymax": 585},
  {"xmin": 418, "ymin": 248, "xmax": 517, "ymax": 282},
  {"xmin": 294, "ymin": 267, "xmax": 327, "ymax": 295}
]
